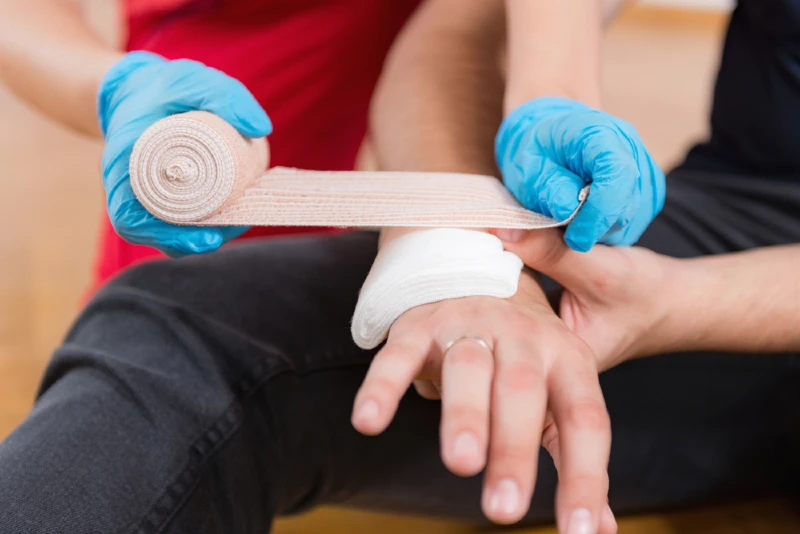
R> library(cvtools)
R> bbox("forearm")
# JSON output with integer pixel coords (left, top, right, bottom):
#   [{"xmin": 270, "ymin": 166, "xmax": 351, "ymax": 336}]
[
  {"xmin": 503, "ymin": 0, "xmax": 605, "ymax": 111},
  {"xmin": 370, "ymin": 0, "xmax": 506, "ymax": 247},
  {"xmin": 0, "ymin": 0, "xmax": 123, "ymax": 137},
  {"xmin": 370, "ymin": 0, "xmax": 505, "ymax": 178},
  {"xmin": 656, "ymin": 245, "xmax": 800, "ymax": 354}
]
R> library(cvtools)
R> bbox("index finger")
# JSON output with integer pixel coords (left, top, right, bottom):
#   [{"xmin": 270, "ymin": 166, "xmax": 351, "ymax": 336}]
[
  {"xmin": 494, "ymin": 228, "xmax": 601, "ymax": 298},
  {"xmin": 352, "ymin": 330, "xmax": 432, "ymax": 436}
]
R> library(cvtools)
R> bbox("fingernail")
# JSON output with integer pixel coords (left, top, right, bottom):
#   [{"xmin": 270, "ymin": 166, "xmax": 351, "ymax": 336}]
[
  {"xmin": 495, "ymin": 228, "xmax": 525, "ymax": 243},
  {"xmin": 489, "ymin": 479, "xmax": 520, "ymax": 517},
  {"xmin": 453, "ymin": 432, "xmax": 480, "ymax": 461},
  {"xmin": 353, "ymin": 399, "xmax": 379, "ymax": 425},
  {"xmin": 567, "ymin": 508, "xmax": 594, "ymax": 534}
]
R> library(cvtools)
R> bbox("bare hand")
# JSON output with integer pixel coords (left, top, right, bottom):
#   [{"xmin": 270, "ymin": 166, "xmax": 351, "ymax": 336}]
[
  {"xmin": 351, "ymin": 273, "xmax": 616, "ymax": 533},
  {"xmin": 495, "ymin": 228, "xmax": 675, "ymax": 370}
]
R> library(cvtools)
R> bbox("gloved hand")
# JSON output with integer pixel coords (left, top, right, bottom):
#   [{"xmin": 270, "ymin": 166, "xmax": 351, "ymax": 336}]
[
  {"xmin": 97, "ymin": 51, "xmax": 272, "ymax": 256},
  {"xmin": 495, "ymin": 96, "xmax": 665, "ymax": 252}
]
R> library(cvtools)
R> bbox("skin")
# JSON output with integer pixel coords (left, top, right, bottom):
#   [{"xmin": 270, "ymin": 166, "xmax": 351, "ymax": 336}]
[
  {"xmin": 0, "ymin": 0, "xmax": 122, "ymax": 137},
  {"xmin": 367, "ymin": 1, "xmax": 626, "ymax": 531},
  {"xmin": 497, "ymin": 228, "xmax": 800, "ymax": 360},
  {"xmin": 5, "ymin": 0, "xmax": 797, "ymax": 530},
  {"xmin": 1, "ymin": 0, "xmax": 624, "ymax": 531},
  {"xmin": 352, "ymin": 272, "xmax": 617, "ymax": 531},
  {"xmin": 504, "ymin": 0, "xmax": 604, "ymax": 111}
]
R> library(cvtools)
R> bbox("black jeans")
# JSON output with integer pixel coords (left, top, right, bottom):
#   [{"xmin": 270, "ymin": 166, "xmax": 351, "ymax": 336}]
[
  {"xmin": 1, "ymin": 166, "xmax": 800, "ymax": 534},
  {"xmin": 5, "ymin": 3, "xmax": 800, "ymax": 529}
]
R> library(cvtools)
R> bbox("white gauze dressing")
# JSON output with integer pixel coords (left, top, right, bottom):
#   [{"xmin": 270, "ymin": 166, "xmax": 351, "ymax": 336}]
[{"xmin": 351, "ymin": 229, "xmax": 524, "ymax": 349}]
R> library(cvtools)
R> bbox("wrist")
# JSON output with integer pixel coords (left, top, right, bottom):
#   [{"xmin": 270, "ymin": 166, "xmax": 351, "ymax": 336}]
[
  {"xmin": 496, "ymin": 96, "xmax": 593, "ymax": 172},
  {"xmin": 504, "ymin": 83, "xmax": 602, "ymax": 115},
  {"xmin": 641, "ymin": 255, "xmax": 716, "ymax": 357}
]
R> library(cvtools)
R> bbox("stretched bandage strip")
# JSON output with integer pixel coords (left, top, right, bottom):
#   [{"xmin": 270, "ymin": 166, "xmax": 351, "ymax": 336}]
[{"xmin": 130, "ymin": 111, "xmax": 588, "ymax": 229}]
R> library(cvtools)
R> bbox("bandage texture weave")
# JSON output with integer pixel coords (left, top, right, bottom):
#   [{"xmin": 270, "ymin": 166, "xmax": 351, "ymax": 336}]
[{"xmin": 130, "ymin": 111, "xmax": 588, "ymax": 229}]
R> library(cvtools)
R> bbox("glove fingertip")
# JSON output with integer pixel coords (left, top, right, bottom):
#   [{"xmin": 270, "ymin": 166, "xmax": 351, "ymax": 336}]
[
  {"xmin": 234, "ymin": 109, "xmax": 273, "ymax": 138},
  {"xmin": 203, "ymin": 95, "xmax": 272, "ymax": 139},
  {"xmin": 217, "ymin": 83, "xmax": 273, "ymax": 138},
  {"xmin": 549, "ymin": 190, "xmax": 582, "ymax": 223},
  {"xmin": 564, "ymin": 232, "xmax": 593, "ymax": 253}
]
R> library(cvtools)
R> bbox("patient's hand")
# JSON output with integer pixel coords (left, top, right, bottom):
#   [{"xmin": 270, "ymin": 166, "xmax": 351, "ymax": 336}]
[
  {"xmin": 495, "ymin": 228, "xmax": 675, "ymax": 369},
  {"xmin": 351, "ymin": 272, "xmax": 616, "ymax": 533}
]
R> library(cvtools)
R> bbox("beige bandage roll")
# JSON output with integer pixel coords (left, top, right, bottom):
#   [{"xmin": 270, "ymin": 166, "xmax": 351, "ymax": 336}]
[{"xmin": 130, "ymin": 111, "xmax": 587, "ymax": 228}]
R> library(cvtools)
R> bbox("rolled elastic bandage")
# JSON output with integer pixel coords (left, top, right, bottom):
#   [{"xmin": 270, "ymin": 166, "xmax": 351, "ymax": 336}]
[
  {"xmin": 130, "ymin": 111, "xmax": 588, "ymax": 229},
  {"xmin": 351, "ymin": 229, "xmax": 524, "ymax": 349},
  {"xmin": 129, "ymin": 111, "xmax": 590, "ymax": 350}
]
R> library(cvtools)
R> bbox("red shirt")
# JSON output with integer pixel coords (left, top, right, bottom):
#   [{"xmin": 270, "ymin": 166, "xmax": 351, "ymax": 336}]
[{"xmin": 93, "ymin": 0, "xmax": 421, "ymax": 287}]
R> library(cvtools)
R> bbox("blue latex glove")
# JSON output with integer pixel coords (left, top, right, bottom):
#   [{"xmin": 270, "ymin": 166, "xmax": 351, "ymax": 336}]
[
  {"xmin": 495, "ymin": 97, "xmax": 665, "ymax": 252},
  {"xmin": 97, "ymin": 51, "xmax": 272, "ymax": 257}
]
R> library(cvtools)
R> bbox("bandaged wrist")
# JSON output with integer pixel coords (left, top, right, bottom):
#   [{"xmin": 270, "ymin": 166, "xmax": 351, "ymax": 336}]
[{"xmin": 351, "ymin": 229, "xmax": 524, "ymax": 349}]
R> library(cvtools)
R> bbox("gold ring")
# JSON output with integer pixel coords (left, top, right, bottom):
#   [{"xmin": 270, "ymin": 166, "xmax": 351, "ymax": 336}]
[{"xmin": 443, "ymin": 336, "xmax": 492, "ymax": 356}]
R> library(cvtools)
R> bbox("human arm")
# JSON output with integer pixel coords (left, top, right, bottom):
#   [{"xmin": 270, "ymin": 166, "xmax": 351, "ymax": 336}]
[
  {"xmin": 369, "ymin": 0, "xmax": 505, "ymax": 176},
  {"xmin": 498, "ymin": 0, "xmax": 665, "ymax": 252},
  {"xmin": 0, "ymin": 0, "xmax": 271, "ymax": 255},
  {"xmin": 0, "ymin": 0, "xmax": 122, "ymax": 137},
  {"xmin": 352, "ymin": 271, "xmax": 616, "ymax": 532},
  {"xmin": 497, "ymin": 229, "xmax": 800, "ymax": 366},
  {"xmin": 366, "ymin": 2, "xmax": 616, "ymax": 531},
  {"xmin": 503, "ymin": 0, "xmax": 605, "ymax": 111},
  {"xmin": 667, "ymin": 245, "xmax": 800, "ymax": 354}
]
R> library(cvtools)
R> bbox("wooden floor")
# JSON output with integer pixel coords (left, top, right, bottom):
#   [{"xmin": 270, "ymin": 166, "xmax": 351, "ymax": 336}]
[{"xmin": 0, "ymin": 4, "xmax": 798, "ymax": 532}]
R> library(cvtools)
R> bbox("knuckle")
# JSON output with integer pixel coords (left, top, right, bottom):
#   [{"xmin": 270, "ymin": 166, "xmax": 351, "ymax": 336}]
[
  {"xmin": 362, "ymin": 375, "xmax": 405, "ymax": 404},
  {"xmin": 388, "ymin": 307, "xmax": 428, "ymax": 333},
  {"xmin": 490, "ymin": 440, "xmax": 538, "ymax": 467},
  {"xmin": 574, "ymin": 341, "xmax": 598, "ymax": 366},
  {"xmin": 563, "ymin": 399, "xmax": 610, "ymax": 433},
  {"xmin": 378, "ymin": 342, "xmax": 423, "ymax": 366},
  {"xmin": 559, "ymin": 335, "xmax": 596, "ymax": 366},
  {"xmin": 559, "ymin": 474, "xmax": 609, "ymax": 506},
  {"xmin": 445, "ymin": 404, "xmax": 488, "ymax": 429},
  {"xmin": 496, "ymin": 361, "xmax": 545, "ymax": 392},
  {"xmin": 561, "ymin": 473, "xmax": 609, "ymax": 495},
  {"xmin": 502, "ymin": 312, "xmax": 532, "ymax": 334},
  {"xmin": 446, "ymin": 345, "xmax": 492, "ymax": 369}
]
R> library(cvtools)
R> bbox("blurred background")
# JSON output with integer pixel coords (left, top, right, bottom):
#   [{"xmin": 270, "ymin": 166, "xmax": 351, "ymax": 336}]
[{"xmin": 1, "ymin": 1, "xmax": 799, "ymax": 532}]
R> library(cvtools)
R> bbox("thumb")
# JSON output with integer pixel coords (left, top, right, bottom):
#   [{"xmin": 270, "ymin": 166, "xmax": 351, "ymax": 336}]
[
  {"xmin": 179, "ymin": 64, "xmax": 273, "ymax": 138},
  {"xmin": 493, "ymin": 228, "xmax": 599, "ymax": 295},
  {"xmin": 205, "ymin": 79, "xmax": 273, "ymax": 139}
]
